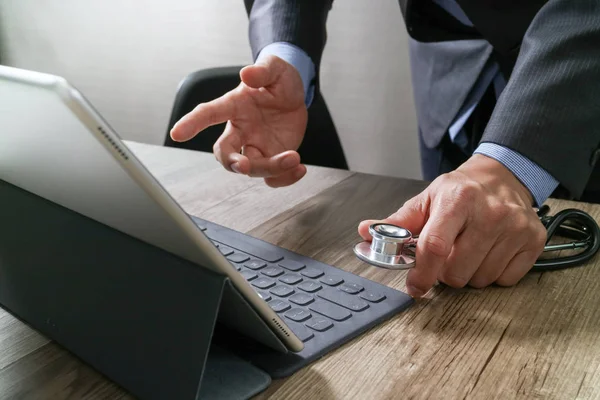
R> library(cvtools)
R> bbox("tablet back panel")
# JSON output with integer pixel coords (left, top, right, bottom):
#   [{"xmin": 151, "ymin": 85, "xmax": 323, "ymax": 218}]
[{"xmin": 0, "ymin": 180, "xmax": 274, "ymax": 399}]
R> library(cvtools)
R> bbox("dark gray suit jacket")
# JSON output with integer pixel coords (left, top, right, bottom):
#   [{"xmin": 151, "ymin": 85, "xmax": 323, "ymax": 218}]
[{"xmin": 243, "ymin": 0, "xmax": 600, "ymax": 200}]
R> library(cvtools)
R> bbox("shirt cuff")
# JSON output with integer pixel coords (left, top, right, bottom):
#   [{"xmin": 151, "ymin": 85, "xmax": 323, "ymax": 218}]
[
  {"xmin": 256, "ymin": 42, "xmax": 316, "ymax": 107},
  {"xmin": 474, "ymin": 142, "xmax": 559, "ymax": 206}
]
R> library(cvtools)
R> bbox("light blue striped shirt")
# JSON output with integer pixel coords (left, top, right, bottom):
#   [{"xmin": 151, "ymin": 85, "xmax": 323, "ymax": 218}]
[{"xmin": 256, "ymin": 0, "xmax": 559, "ymax": 206}]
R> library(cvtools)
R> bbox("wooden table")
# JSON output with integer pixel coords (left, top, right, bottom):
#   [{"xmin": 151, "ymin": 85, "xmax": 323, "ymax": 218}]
[{"xmin": 2, "ymin": 141, "xmax": 600, "ymax": 399}]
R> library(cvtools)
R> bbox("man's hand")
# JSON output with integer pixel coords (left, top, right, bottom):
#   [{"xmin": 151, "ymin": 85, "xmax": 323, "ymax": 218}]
[
  {"xmin": 358, "ymin": 154, "xmax": 548, "ymax": 298},
  {"xmin": 170, "ymin": 55, "xmax": 308, "ymax": 187}
]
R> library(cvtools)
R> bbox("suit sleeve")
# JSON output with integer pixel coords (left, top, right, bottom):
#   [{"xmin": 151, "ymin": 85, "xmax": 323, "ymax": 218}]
[
  {"xmin": 243, "ymin": 0, "xmax": 332, "ymax": 73},
  {"xmin": 479, "ymin": 0, "xmax": 600, "ymax": 199}
]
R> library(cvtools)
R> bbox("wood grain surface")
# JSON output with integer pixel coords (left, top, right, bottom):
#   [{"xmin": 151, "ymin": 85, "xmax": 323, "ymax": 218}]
[{"xmin": 1, "ymin": 142, "xmax": 599, "ymax": 400}]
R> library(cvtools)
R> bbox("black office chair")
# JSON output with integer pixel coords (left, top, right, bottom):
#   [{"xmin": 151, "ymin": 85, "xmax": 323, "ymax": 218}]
[{"xmin": 164, "ymin": 66, "xmax": 348, "ymax": 170}]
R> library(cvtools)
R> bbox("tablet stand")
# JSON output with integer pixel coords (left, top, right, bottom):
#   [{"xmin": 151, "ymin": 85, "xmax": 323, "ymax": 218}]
[{"xmin": 0, "ymin": 180, "xmax": 273, "ymax": 400}]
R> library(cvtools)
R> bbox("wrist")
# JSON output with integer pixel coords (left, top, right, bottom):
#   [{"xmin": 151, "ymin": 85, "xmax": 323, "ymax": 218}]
[
  {"xmin": 255, "ymin": 42, "xmax": 316, "ymax": 107},
  {"xmin": 457, "ymin": 154, "xmax": 535, "ymax": 207}
]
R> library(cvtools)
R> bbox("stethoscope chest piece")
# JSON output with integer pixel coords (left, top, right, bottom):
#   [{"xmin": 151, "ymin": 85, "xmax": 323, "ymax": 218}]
[{"xmin": 353, "ymin": 223, "xmax": 416, "ymax": 269}]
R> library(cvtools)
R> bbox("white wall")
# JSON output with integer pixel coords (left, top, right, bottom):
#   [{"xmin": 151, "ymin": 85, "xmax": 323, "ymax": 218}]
[{"xmin": 0, "ymin": 0, "xmax": 421, "ymax": 180}]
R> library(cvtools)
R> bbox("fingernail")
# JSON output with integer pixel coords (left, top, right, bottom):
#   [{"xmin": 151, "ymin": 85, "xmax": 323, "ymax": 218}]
[
  {"xmin": 281, "ymin": 155, "xmax": 297, "ymax": 170},
  {"xmin": 231, "ymin": 163, "xmax": 241, "ymax": 173},
  {"xmin": 169, "ymin": 131, "xmax": 180, "ymax": 142},
  {"xmin": 407, "ymin": 285, "xmax": 425, "ymax": 298}
]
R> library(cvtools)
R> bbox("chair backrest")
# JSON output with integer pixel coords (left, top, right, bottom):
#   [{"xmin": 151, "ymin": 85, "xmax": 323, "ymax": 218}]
[
  {"xmin": 164, "ymin": 66, "xmax": 348, "ymax": 170},
  {"xmin": 164, "ymin": 66, "xmax": 243, "ymax": 154}
]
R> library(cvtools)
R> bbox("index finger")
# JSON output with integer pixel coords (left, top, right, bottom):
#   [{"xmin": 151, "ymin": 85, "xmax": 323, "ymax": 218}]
[
  {"xmin": 406, "ymin": 203, "xmax": 466, "ymax": 298},
  {"xmin": 170, "ymin": 93, "xmax": 236, "ymax": 142}
]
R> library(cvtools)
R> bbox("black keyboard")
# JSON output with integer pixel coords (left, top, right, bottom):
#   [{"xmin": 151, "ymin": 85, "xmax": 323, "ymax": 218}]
[
  {"xmin": 218, "ymin": 242, "xmax": 387, "ymax": 342},
  {"xmin": 192, "ymin": 216, "xmax": 413, "ymax": 349}
]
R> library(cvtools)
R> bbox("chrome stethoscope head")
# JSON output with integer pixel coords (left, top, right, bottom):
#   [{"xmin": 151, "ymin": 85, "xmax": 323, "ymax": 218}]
[{"xmin": 353, "ymin": 223, "xmax": 417, "ymax": 269}]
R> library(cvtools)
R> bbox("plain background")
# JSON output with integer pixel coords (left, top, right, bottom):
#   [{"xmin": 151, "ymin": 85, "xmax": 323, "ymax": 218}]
[{"xmin": 0, "ymin": 0, "xmax": 422, "ymax": 180}]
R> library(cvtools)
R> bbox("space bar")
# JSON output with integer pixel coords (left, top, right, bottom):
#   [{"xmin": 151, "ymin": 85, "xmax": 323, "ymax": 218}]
[{"xmin": 194, "ymin": 218, "xmax": 284, "ymax": 263}]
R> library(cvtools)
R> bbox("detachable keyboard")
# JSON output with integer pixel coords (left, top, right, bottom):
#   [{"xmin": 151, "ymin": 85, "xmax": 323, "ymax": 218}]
[{"xmin": 191, "ymin": 216, "xmax": 413, "ymax": 377}]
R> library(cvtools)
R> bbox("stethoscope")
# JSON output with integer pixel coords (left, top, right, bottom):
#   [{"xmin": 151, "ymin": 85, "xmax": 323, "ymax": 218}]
[{"xmin": 354, "ymin": 205, "xmax": 600, "ymax": 271}]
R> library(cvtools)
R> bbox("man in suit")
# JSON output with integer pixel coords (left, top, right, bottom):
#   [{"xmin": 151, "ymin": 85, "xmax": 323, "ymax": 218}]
[{"xmin": 170, "ymin": 0, "xmax": 600, "ymax": 298}]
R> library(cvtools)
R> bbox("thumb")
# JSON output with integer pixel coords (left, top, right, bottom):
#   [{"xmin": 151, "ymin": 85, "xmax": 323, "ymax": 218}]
[
  {"xmin": 358, "ymin": 194, "xmax": 429, "ymax": 241},
  {"xmin": 240, "ymin": 55, "xmax": 287, "ymax": 89}
]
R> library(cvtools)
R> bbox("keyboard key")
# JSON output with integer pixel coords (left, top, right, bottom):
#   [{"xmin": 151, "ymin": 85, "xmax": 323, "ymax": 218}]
[
  {"xmin": 270, "ymin": 285, "xmax": 295, "ymax": 297},
  {"xmin": 262, "ymin": 266, "xmax": 285, "ymax": 277},
  {"xmin": 244, "ymin": 260, "xmax": 267, "ymax": 270},
  {"xmin": 227, "ymin": 253, "xmax": 250, "ymax": 263},
  {"xmin": 289, "ymin": 293, "xmax": 314, "ymax": 306},
  {"xmin": 320, "ymin": 275, "xmax": 344, "ymax": 286},
  {"xmin": 218, "ymin": 246, "xmax": 234, "ymax": 256},
  {"xmin": 284, "ymin": 308, "xmax": 312, "ymax": 322},
  {"xmin": 252, "ymin": 277, "xmax": 276, "ymax": 290},
  {"xmin": 191, "ymin": 216, "xmax": 207, "ymax": 231},
  {"xmin": 241, "ymin": 270, "xmax": 258, "ymax": 281},
  {"xmin": 318, "ymin": 287, "xmax": 369, "ymax": 312},
  {"xmin": 301, "ymin": 267, "xmax": 324, "ymax": 279},
  {"xmin": 343, "ymin": 283, "xmax": 364, "ymax": 292},
  {"xmin": 279, "ymin": 273, "xmax": 303, "ymax": 285},
  {"xmin": 257, "ymin": 291, "xmax": 271, "ymax": 302},
  {"xmin": 339, "ymin": 283, "xmax": 363, "ymax": 295},
  {"xmin": 278, "ymin": 259, "xmax": 305, "ymax": 271},
  {"xmin": 211, "ymin": 241, "xmax": 219, "ymax": 248},
  {"xmin": 285, "ymin": 320, "xmax": 314, "ymax": 342},
  {"xmin": 204, "ymin": 230, "xmax": 283, "ymax": 263},
  {"xmin": 359, "ymin": 291, "xmax": 386, "ymax": 303},
  {"xmin": 298, "ymin": 281, "xmax": 322, "ymax": 293},
  {"xmin": 232, "ymin": 264, "xmax": 242, "ymax": 271},
  {"xmin": 306, "ymin": 317, "xmax": 333, "ymax": 332},
  {"xmin": 309, "ymin": 301, "xmax": 351, "ymax": 322},
  {"xmin": 240, "ymin": 248, "xmax": 282, "ymax": 264},
  {"xmin": 269, "ymin": 299, "xmax": 291, "ymax": 313}
]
